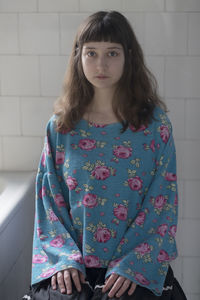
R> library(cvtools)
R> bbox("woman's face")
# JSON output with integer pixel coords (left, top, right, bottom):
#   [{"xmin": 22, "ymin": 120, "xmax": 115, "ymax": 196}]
[{"xmin": 81, "ymin": 41, "xmax": 125, "ymax": 92}]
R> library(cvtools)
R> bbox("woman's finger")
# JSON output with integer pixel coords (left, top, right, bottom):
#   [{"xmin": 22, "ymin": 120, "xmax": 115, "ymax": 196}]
[
  {"xmin": 107, "ymin": 276, "xmax": 125, "ymax": 298},
  {"xmin": 71, "ymin": 268, "xmax": 81, "ymax": 292},
  {"xmin": 57, "ymin": 271, "xmax": 66, "ymax": 294},
  {"xmin": 102, "ymin": 273, "xmax": 119, "ymax": 293},
  {"xmin": 79, "ymin": 271, "xmax": 86, "ymax": 283},
  {"xmin": 51, "ymin": 275, "xmax": 57, "ymax": 290},
  {"xmin": 63, "ymin": 270, "xmax": 72, "ymax": 294},
  {"xmin": 128, "ymin": 282, "xmax": 137, "ymax": 296},
  {"xmin": 115, "ymin": 279, "xmax": 131, "ymax": 298}
]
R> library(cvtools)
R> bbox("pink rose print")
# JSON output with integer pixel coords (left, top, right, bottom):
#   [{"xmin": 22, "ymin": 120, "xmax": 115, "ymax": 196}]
[
  {"xmin": 113, "ymin": 145, "xmax": 132, "ymax": 159},
  {"xmin": 150, "ymin": 140, "xmax": 155, "ymax": 152},
  {"xmin": 33, "ymin": 254, "xmax": 48, "ymax": 264},
  {"xmin": 41, "ymin": 268, "xmax": 56, "ymax": 278},
  {"xmin": 56, "ymin": 151, "xmax": 65, "ymax": 165},
  {"xmin": 128, "ymin": 176, "xmax": 143, "ymax": 191},
  {"xmin": 78, "ymin": 139, "xmax": 96, "ymax": 150},
  {"xmin": 41, "ymin": 151, "xmax": 46, "ymax": 167},
  {"xmin": 134, "ymin": 242, "xmax": 151, "ymax": 256},
  {"xmin": 50, "ymin": 235, "xmax": 65, "ymax": 248},
  {"xmin": 68, "ymin": 253, "xmax": 84, "ymax": 264},
  {"xmin": 39, "ymin": 186, "xmax": 46, "ymax": 198},
  {"xmin": 129, "ymin": 124, "xmax": 147, "ymax": 132},
  {"xmin": 135, "ymin": 212, "xmax": 146, "ymax": 226},
  {"xmin": 165, "ymin": 172, "xmax": 177, "ymax": 181},
  {"xmin": 154, "ymin": 195, "xmax": 167, "ymax": 210},
  {"xmin": 134, "ymin": 272, "xmax": 150, "ymax": 286},
  {"xmin": 91, "ymin": 165, "xmax": 110, "ymax": 180},
  {"xmin": 94, "ymin": 227, "xmax": 111, "ymax": 243},
  {"xmin": 66, "ymin": 176, "xmax": 78, "ymax": 190},
  {"xmin": 54, "ymin": 193, "xmax": 66, "ymax": 207},
  {"xmin": 49, "ymin": 209, "xmax": 59, "ymax": 222},
  {"xmin": 108, "ymin": 258, "xmax": 122, "ymax": 268},
  {"xmin": 120, "ymin": 237, "xmax": 125, "ymax": 245},
  {"xmin": 160, "ymin": 125, "xmax": 170, "ymax": 144},
  {"xmin": 46, "ymin": 139, "xmax": 51, "ymax": 155},
  {"xmin": 114, "ymin": 204, "xmax": 128, "ymax": 221},
  {"xmin": 69, "ymin": 208, "xmax": 73, "ymax": 219},
  {"xmin": 157, "ymin": 249, "xmax": 170, "ymax": 262},
  {"xmin": 84, "ymin": 255, "xmax": 101, "ymax": 267},
  {"xmin": 61, "ymin": 128, "xmax": 71, "ymax": 134},
  {"xmin": 157, "ymin": 224, "xmax": 168, "ymax": 237},
  {"xmin": 82, "ymin": 193, "xmax": 98, "ymax": 208},
  {"xmin": 168, "ymin": 225, "xmax": 177, "ymax": 238},
  {"xmin": 174, "ymin": 194, "xmax": 178, "ymax": 206},
  {"xmin": 90, "ymin": 122, "xmax": 106, "ymax": 128},
  {"xmin": 37, "ymin": 227, "xmax": 42, "ymax": 237}
]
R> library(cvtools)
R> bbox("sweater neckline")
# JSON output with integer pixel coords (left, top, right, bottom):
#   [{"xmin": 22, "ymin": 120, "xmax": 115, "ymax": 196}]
[{"xmin": 80, "ymin": 118, "xmax": 122, "ymax": 128}]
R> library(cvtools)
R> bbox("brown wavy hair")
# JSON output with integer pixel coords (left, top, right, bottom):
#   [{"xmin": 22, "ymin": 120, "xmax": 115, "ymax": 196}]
[{"xmin": 54, "ymin": 10, "xmax": 168, "ymax": 133}]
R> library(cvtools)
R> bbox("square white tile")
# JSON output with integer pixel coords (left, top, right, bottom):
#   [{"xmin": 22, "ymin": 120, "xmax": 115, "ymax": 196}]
[
  {"xmin": 166, "ymin": 0, "xmax": 200, "ymax": 12},
  {"xmin": 0, "ymin": 0, "xmax": 37, "ymax": 12},
  {"xmin": 0, "ymin": 97, "xmax": 21, "ymax": 135},
  {"xmin": 19, "ymin": 14, "xmax": 59, "ymax": 54},
  {"xmin": 40, "ymin": 56, "xmax": 68, "ymax": 96},
  {"xmin": 185, "ymin": 99, "xmax": 200, "ymax": 139},
  {"xmin": 3, "ymin": 136, "xmax": 42, "ymax": 170},
  {"xmin": 38, "ymin": 0, "xmax": 79, "ymax": 12},
  {"xmin": 0, "ymin": 14, "xmax": 19, "ymax": 54},
  {"xmin": 80, "ymin": 0, "xmax": 121, "ymax": 11},
  {"xmin": 0, "ymin": 56, "xmax": 40, "ymax": 96},
  {"xmin": 145, "ymin": 13, "xmax": 187, "ymax": 55},
  {"xmin": 183, "ymin": 257, "xmax": 200, "ymax": 294},
  {"xmin": 184, "ymin": 180, "xmax": 200, "ymax": 219},
  {"xmin": 188, "ymin": 13, "xmax": 200, "ymax": 55},
  {"xmin": 165, "ymin": 57, "xmax": 200, "ymax": 98},
  {"xmin": 122, "ymin": 0, "xmax": 164, "ymax": 11},
  {"xmin": 21, "ymin": 97, "xmax": 55, "ymax": 136}
]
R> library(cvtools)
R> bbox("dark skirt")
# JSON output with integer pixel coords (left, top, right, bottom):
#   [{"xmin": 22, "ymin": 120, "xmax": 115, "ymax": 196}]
[{"xmin": 21, "ymin": 265, "xmax": 187, "ymax": 300}]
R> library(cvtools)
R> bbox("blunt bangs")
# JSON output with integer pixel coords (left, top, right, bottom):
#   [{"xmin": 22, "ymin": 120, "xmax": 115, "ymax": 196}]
[{"xmin": 78, "ymin": 16, "xmax": 128, "ymax": 50}]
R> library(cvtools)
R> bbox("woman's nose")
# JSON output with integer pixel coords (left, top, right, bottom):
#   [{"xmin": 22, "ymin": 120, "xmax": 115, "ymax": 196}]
[{"xmin": 96, "ymin": 56, "xmax": 108, "ymax": 69}]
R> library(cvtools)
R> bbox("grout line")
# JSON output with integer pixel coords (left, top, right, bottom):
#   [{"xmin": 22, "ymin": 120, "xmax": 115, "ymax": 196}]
[
  {"xmin": 1, "ymin": 136, "xmax": 5, "ymax": 170},
  {"xmin": 38, "ymin": 56, "xmax": 42, "ymax": 96},
  {"xmin": 164, "ymin": 0, "xmax": 166, "ymax": 12},
  {"xmin": 19, "ymin": 97, "xmax": 23, "ymax": 136},
  {"xmin": 58, "ymin": 13, "xmax": 61, "ymax": 55},
  {"xmin": 184, "ymin": 98, "xmax": 187, "ymax": 140},
  {"xmin": 0, "ymin": 137, "xmax": 3, "ymax": 170},
  {"xmin": 163, "ymin": 55, "xmax": 166, "ymax": 99},
  {"xmin": 186, "ymin": 13, "xmax": 189, "ymax": 55},
  {"xmin": 17, "ymin": 13, "xmax": 21, "ymax": 55},
  {"xmin": 36, "ymin": 0, "xmax": 39, "ymax": 12}
]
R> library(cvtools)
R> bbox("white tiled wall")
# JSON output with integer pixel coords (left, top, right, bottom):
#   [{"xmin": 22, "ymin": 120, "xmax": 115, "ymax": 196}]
[{"xmin": 0, "ymin": 1, "xmax": 199, "ymax": 299}]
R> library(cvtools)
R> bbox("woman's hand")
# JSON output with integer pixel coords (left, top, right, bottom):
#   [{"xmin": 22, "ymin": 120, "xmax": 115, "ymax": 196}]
[
  {"xmin": 102, "ymin": 273, "xmax": 137, "ymax": 298},
  {"xmin": 51, "ymin": 267, "xmax": 86, "ymax": 294}
]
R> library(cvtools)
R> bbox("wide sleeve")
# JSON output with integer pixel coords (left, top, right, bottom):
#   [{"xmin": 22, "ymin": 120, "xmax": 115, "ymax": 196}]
[
  {"xmin": 31, "ymin": 116, "xmax": 85, "ymax": 286},
  {"xmin": 105, "ymin": 118, "xmax": 178, "ymax": 296}
]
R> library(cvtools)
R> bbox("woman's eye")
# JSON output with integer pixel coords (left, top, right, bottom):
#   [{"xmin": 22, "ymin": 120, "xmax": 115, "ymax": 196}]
[
  {"xmin": 108, "ymin": 51, "xmax": 118, "ymax": 57},
  {"xmin": 87, "ymin": 51, "xmax": 96, "ymax": 57}
]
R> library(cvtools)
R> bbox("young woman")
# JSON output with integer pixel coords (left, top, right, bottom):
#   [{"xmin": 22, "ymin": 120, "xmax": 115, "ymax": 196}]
[{"xmin": 22, "ymin": 10, "xmax": 187, "ymax": 300}]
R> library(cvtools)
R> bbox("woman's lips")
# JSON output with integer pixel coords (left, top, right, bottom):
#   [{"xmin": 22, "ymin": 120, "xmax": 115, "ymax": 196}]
[{"xmin": 96, "ymin": 75, "xmax": 109, "ymax": 79}]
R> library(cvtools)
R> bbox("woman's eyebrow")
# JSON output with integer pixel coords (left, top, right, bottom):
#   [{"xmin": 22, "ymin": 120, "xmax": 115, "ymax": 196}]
[{"xmin": 83, "ymin": 46, "xmax": 122, "ymax": 49}]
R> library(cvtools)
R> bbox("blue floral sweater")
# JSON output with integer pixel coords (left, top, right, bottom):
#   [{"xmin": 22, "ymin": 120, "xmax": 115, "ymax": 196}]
[{"xmin": 31, "ymin": 105, "xmax": 178, "ymax": 296}]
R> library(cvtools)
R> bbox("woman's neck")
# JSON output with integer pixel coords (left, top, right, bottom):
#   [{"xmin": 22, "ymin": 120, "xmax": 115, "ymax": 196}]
[{"xmin": 89, "ymin": 87, "xmax": 115, "ymax": 114}]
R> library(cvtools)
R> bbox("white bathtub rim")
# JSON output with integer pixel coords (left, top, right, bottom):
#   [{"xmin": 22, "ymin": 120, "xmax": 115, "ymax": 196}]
[{"xmin": 0, "ymin": 171, "xmax": 36, "ymax": 234}]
